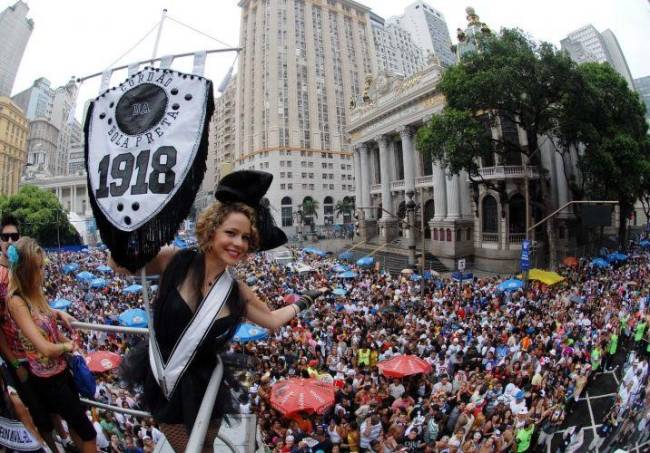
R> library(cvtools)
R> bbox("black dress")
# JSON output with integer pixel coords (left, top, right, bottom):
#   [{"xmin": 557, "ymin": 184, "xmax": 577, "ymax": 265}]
[{"xmin": 130, "ymin": 249, "xmax": 245, "ymax": 431}]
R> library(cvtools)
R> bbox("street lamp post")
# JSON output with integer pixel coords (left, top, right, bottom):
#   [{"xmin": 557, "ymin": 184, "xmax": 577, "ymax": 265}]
[{"xmin": 406, "ymin": 190, "xmax": 417, "ymax": 268}]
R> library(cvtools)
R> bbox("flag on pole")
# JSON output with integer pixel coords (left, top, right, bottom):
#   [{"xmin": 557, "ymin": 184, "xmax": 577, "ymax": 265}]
[{"xmin": 192, "ymin": 51, "xmax": 207, "ymax": 77}]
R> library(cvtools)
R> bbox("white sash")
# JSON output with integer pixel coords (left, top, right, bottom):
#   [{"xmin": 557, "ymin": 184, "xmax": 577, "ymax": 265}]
[{"xmin": 149, "ymin": 270, "xmax": 234, "ymax": 399}]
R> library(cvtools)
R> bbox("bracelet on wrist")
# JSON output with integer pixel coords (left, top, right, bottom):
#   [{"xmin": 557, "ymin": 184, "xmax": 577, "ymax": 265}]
[{"xmin": 61, "ymin": 343, "xmax": 68, "ymax": 354}]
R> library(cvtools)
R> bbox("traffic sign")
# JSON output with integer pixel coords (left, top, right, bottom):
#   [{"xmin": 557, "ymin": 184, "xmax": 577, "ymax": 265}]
[
  {"xmin": 457, "ymin": 258, "xmax": 466, "ymax": 271},
  {"xmin": 520, "ymin": 240, "xmax": 531, "ymax": 271}
]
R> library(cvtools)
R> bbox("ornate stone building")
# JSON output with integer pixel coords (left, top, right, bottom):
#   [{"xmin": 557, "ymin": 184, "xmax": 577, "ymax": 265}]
[{"xmin": 348, "ymin": 55, "xmax": 575, "ymax": 272}]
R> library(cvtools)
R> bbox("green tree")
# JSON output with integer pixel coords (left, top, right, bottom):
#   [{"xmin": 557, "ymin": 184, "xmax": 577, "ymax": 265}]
[
  {"xmin": 301, "ymin": 197, "xmax": 320, "ymax": 229},
  {"xmin": 560, "ymin": 63, "xmax": 650, "ymax": 245},
  {"xmin": 335, "ymin": 198, "xmax": 354, "ymax": 223},
  {"xmin": 417, "ymin": 28, "xmax": 582, "ymax": 266},
  {"xmin": 0, "ymin": 185, "xmax": 81, "ymax": 247}
]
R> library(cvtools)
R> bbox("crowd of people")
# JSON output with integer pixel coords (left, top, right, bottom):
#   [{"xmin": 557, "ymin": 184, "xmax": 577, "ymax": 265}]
[
  {"xmin": 1, "ymin": 212, "xmax": 649, "ymax": 452},
  {"xmin": 232, "ymin": 247, "xmax": 650, "ymax": 453}
]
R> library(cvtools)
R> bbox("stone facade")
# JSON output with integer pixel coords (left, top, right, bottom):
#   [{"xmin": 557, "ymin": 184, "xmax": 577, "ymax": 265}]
[
  {"xmin": 347, "ymin": 62, "xmax": 575, "ymax": 272},
  {"xmin": 0, "ymin": 96, "xmax": 28, "ymax": 196}
]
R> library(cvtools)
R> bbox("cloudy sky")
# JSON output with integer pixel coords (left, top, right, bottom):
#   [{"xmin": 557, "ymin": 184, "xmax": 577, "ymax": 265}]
[{"xmin": 6, "ymin": 0, "xmax": 650, "ymax": 118}]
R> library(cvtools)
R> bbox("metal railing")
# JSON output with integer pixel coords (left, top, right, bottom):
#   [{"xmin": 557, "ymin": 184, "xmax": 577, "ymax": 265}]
[
  {"xmin": 71, "ymin": 322, "xmax": 239, "ymax": 452},
  {"xmin": 508, "ymin": 233, "xmax": 526, "ymax": 243},
  {"xmin": 482, "ymin": 232, "xmax": 499, "ymax": 242}
]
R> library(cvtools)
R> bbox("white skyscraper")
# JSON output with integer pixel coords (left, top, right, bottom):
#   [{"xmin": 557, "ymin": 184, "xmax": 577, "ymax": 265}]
[
  {"xmin": 561, "ymin": 25, "xmax": 634, "ymax": 87},
  {"xmin": 370, "ymin": 13, "xmax": 425, "ymax": 77},
  {"xmin": 235, "ymin": 0, "xmax": 372, "ymax": 229},
  {"xmin": 392, "ymin": 0, "xmax": 455, "ymax": 67},
  {"xmin": 0, "ymin": 1, "xmax": 33, "ymax": 97}
]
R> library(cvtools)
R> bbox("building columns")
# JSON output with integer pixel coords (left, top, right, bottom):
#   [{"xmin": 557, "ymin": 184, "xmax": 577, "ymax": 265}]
[
  {"xmin": 376, "ymin": 134, "xmax": 398, "ymax": 242},
  {"xmin": 376, "ymin": 135, "xmax": 393, "ymax": 218},
  {"xmin": 432, "ymin": 163, "xmax": 447, "ymax": 221},
  {"xmin": 358, "ymin": 143, "xmax": 372, "ymax": 219},
  {"xmin": 398, "ymin": 126, "xmax": 416, "ymax": 193},
  {"xmin": 353, "ymin": 147, "xmax": 363, "ymax": 213},
  {"xmin": 445, "ymin": 173, "xmax": 461, "ymax": 220}
]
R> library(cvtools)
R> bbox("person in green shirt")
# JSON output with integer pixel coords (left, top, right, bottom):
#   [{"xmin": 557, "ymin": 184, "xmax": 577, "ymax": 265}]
[
  {"xmin": 634, "ymin": 319, "xmax": 647, "ymax": 352},
  {"xmin": 591, "ymin": 344, "xmax": 602, "ymax": 372},
  {"xmin": 605, "ymin": 330, "xmax": 618, "ymax": 371},
  {"xmin": 516, "ymin": 421, "xmax": 535, "ymax": 452}
]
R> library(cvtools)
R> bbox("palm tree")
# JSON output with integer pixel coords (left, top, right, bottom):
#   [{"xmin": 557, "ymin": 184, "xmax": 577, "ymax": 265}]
[
  {"xmin": 301, "ymin": 198, "xmax": 319, "ymax": 230},
  {"xmin": 335, "ymin": 198, "xmax": 354, "ymax": 223}
]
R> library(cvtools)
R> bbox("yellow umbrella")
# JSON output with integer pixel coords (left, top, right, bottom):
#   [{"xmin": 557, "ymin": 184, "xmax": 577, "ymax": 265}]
[{"xmin": 519, "ymin": 268, "xmax": 565, "ymax": 286}]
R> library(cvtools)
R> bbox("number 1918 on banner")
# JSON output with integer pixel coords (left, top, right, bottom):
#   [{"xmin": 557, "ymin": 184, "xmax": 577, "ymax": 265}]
[{"xmin": 95, "ymin": 147, "xmax": 177, "ymax": 199}]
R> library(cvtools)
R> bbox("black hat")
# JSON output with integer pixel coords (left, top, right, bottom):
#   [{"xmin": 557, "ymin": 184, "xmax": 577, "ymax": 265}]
[{"xmin": 215, "ymin": 170, "xmax": 287, "ymax": 251}]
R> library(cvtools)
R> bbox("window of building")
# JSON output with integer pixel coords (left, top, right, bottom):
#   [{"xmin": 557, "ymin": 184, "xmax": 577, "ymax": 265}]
[
  {"xmin": 482, "ymin": 195, "xmax": 498, "ymax": 233},
  {"xmin": 508, "ymin": 194, "xmax": 526, "ymax": 233},
  {"xmin": 281, "ymin": 196, "xmax": 293, "ymax": 227}
]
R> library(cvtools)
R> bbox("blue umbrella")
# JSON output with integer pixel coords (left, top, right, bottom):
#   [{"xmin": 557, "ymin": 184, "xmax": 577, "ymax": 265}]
[
  {"xmin": 90, "ymin": 278, "xmax": 107, "ymax": 289},
  {"xmin": 303, "ymin": 247, "xmax": 326, "ymax": 257},
  {"xmin": 356, "ymin": 256, "xmax": 374, "ymax": 267},
  {"xmin": 246, "ymin": 276, "xmax": 258, "ymax": 285},
  {"xmin": 591, "ymin": 257, "xmax": 610, "ymax": 268},
  {"xmin": 76, "ymin": 271, "xmax": 95, "ymax": 281},
  {"xmin": 233, "ymin": 323, "xmax": 268, "ymax": 342},
  {"xmin": 607, "ymin": 252, "xmax": 627, "ymax": 263},
  {"xmin": 498, "ymin": 278, "xmax": 524, "ymax": 292},
  {"xmin": 63, "ymin": 263, "xmax": 79, "ymax": 274},
  {"xmin": 332, "ymin": 288, "xmax": 348, "ymax": 296},
  {"xmin": 338, "ymin": 271, "xmax": 357, "ymax": 279},
  {"xmin": 339, "ymin": 251, "xmax": 353, "ymax": 260},
  {"xmin": 640, "ymin": 239, "xmax": 650, "ymax": 248},
  {"xmin": 332, "ymin": 264, "xmax": 349, "ymax": 273},
  {"xmin": 118, "ymin": 308, "xmax": 148, "ymax": 328},
  {"xmin": 122, "ymin": 284, "xmax": 143, "ymax": 294},
  {"xmin": 96, "ymin": 265, "xmax": 113, "ymax": 273},
  {"xmin": 50, "ymin": 298, "xmax": 72, "ymax": 310},
  {"xmin": 174, "ymin": 237, "xmax": 188, "ymax": 249}
]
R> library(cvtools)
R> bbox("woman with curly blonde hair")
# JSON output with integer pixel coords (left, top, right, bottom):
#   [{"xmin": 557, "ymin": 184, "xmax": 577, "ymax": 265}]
[{"xmin": 117, "ymin": 170, "xmax": 325, "ymax": 452}]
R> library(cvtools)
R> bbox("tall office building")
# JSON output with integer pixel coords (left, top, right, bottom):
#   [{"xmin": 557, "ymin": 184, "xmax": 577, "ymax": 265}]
[
  {"xmin": 635, "ymin": 76, "xmax": 650, "ymax": 121},
  {"xmin": 561, "ymin": 25, "xmax": 634, "ymax": 87},
  {"xmin": 235, "ymin": 0, "xmax": 372, "ymax": 228},
  {"xmin": 11, "ymin": 77, "xmax": 53, "ymax": 120},
  {"xmin": 0, "ymin": 1, "xmax": 34, "ymax": 97},
  {"xmin": 391, "ymin": 0, "xmax": 455, "ymax": 67},
  {"xmin": 370, "ymin": 13, "xmax": 424, "ymax": 77},
  {"xmin": 0, "ymin": 97, "xmax": 28, "ymax": 195},
  {"xmin": 13, "ymin": 77, "xmax": 81, "ymax": 176},
  {"xmin": 196, "ymin": 76, "xmax": 238, "ymax": 212}
]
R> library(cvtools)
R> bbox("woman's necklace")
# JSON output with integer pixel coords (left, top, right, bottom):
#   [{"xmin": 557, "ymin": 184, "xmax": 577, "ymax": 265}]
[{"xmin": 203, "ymin": 269, "xmax": 224, "ymax": 293}]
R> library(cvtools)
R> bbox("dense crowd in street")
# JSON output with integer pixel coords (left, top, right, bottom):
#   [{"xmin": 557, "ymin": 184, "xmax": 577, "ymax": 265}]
[{"xmin": 27, "ymin": 241, "xmax": 648, "ymax": 452}]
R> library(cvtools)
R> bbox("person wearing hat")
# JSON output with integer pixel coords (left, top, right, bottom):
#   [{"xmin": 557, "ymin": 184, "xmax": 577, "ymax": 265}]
[{"xmin": 118, "ymin": 171, "xmax": 327, "ymax": 452}]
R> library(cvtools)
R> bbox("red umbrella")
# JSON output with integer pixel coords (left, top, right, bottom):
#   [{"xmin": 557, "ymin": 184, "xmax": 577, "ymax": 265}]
[
  {"xmin": 283, "ymin": 294, "xmax": 300, "ymax": 304},
  {"xmin": 270, "ymin": 378, "xmax": 335, "ymax": 416},
  {"xmin": 86, "ymin": 351, "xmax": 122, "ymax": 373},
  {"xmin": 377, "ymin": 354, "xmax": 432, "ymax": 378}
]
